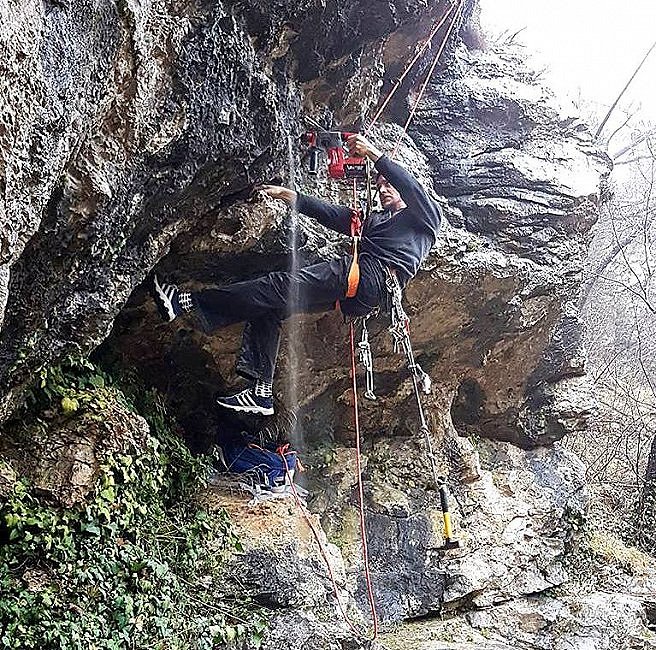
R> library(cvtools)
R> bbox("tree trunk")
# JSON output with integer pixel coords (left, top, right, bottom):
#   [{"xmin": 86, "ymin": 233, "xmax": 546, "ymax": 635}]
[{"xmin": 637, "ymin": 434, "xmax": 656, "ymax": 553}]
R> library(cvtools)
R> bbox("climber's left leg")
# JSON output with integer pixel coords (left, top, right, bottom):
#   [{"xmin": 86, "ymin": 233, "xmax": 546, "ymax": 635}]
[
  {"xmin": 215, "ymin": 317, "xmax": 283, "ymax": 416},
  {"xmin": 216, "ymin": 290, "xmax": 340, "ymax": 415}
]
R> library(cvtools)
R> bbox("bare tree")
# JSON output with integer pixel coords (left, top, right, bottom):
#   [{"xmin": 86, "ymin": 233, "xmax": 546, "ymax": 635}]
[
  {"xmin": 637, "ymin": 429, "xmax": 656, "ymax": 553},
  {"xmin": 594, "ymin": 38, "xmax": 656, "ymax": 141},
  {"xmin": 573, "ymin": 115, "xmax": 656, "ymax": 551}
]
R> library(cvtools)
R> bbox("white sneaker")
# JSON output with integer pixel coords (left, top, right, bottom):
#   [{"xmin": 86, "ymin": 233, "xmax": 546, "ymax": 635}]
[{"xmin": 152, "ymin": 275, "xmax": 181, "ymax": 322}]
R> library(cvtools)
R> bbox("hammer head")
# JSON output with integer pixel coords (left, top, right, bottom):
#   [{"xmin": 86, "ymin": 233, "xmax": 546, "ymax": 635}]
[{"xmin": 441, "ymin": 539, "xmax": 461, "ymax": 550}]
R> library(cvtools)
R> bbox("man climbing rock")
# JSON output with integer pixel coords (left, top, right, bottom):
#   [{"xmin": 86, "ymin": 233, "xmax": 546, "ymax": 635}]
[{"xmin": 152, "ymin": 134, "xmax": 442, "ymax": 416}]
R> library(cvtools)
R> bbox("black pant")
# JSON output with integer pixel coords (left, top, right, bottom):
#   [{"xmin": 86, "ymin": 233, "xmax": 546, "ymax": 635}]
[{"xmin": 193, "ymin": 255, "xmax": 384, "ymax": 383}]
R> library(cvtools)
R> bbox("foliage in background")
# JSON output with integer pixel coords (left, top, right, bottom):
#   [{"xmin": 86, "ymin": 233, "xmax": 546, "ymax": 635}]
[
  {"xmin": 573, "ymin": 101, "xmax": 656, "ymax": 556},
  {"xmin": 0, "ymin": 358, "xmax": 266, "ymax": 649}
]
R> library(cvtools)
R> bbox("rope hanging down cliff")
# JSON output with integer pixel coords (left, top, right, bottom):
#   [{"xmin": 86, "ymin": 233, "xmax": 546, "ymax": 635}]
[
  {"xmin": 150, "ymin": 4, "xmax": 466, "ymax": 638},
  {"xmin": 292, "ymin": 0, "xmax": 465, "ymax": 641},
  {"xmin": 365, "ymin": 0, "xmax": 462, "ymax": 152}
]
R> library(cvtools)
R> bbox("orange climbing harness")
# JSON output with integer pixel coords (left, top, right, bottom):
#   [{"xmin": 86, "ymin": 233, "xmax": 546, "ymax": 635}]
[{"xmin": 346, "ymin": 180, "xmax": 364, "ymax": 298}]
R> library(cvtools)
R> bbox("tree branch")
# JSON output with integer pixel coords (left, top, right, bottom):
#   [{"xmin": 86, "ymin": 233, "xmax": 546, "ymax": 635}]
[{"xmin": 595, "ymin": 38, "xmax": 656, "ymax": 141}]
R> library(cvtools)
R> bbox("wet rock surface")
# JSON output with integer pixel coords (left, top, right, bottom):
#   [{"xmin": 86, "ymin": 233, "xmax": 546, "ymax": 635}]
[
  {"xmin": 0, "ymin": 0, "xmax": 439, "ymax": 419},
  {"xmin": 308, "ymin": 439, "xmax": 587, "ymax": 620},
  {"xmin": 1, "ymin": 1, "xmax": 647, "ymax": 649}
]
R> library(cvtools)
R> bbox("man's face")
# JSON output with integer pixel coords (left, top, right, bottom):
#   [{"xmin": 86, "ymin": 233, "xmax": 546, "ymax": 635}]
[{"xmin": 376, "ymin": 176, "xmax": 405, "ymax": 212}]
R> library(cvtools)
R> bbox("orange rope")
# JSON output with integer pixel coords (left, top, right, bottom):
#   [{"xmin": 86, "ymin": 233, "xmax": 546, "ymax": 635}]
[
  {"xmin": 391, "ymin": 0, "xmax": 464, "ymax": 158},
  {"xmin": 365, "ymin": 0, "xmax": 458, "ymax": 136}
]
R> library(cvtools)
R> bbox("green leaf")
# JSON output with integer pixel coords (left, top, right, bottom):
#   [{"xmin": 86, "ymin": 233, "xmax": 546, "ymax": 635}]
[
  {"xmin": 60, "ymin": 397, "xmax": 79, "ymax": 414},
  {"xmin": 89, "ymin": 375, "xmax": 105, "ymax": 389},
  {"xmin": 81, "ymin": 523, "xmax": 101, "ymax": 536},
  {"xmin": 100, "ymin": 487, "xmax": 116, "ymax": 503},
  {"xmin": 4, "ymin": 514, "xmax": 19, "ymax": 528}
]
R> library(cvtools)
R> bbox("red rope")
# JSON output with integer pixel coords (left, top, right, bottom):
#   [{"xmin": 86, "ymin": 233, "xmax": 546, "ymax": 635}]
[
  {"xmin": 280, "ymin": 452, "xmax": 365, "ymax": 637},
  {"xmin": 348, "ymin": 321, "xmax": 379, "ymax": 638},
  {"xmin": 277, "ymin": 323, "xmax": 379, "ymax": 641},
  {"xmin": 391, "ymin": 0, "xmax": 464, "ymax": 158},
  {"xmin": 280, "ymin": 450, "xmax": 377, "ymax": 639},
  {"xmin": 365, "ymin": 0, "xmax": 458, "ymax": 136}
]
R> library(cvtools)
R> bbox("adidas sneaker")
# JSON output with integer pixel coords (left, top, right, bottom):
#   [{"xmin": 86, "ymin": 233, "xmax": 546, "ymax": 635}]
[
  {"xmin": 152, "ymin": 275, "xmax": 182, "ymax": 322},
  {"xmin": 216, "ymin": 388, "xmax": 274, "ymax": 416}
]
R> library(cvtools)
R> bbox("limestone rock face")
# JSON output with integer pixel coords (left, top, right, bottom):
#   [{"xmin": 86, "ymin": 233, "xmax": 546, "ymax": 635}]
[
  {"xmin": 204, "ymin": 492, "xmax": 372, "ymax": 650},
  {"xmin": 1, "ymin": 0, "xmax": 442, "ymax": 419},
  {"xmin": 1, "ymin": 0, "xmax": 644, "ymax": 649},
  {"xmin": 0, "ymin": 3, "xmax": 608, "ymax": 445},
  {"xmin": 307, "ymin": 439, "xmax": 587, "ymax": 621},
  {"xmin": 379, "ymin": 582, "xmax": 656, "ymax": 650},
  {"xmin": 0, "ymin": 400, "xmax": 149, "ymax": 508},
  {"xmin": 409, "ymin": 44, "xmax": 611, "ymax": 448},
  {"xmin": 465, "ymin": 592, "xmax": 656, "ymax": 650}
]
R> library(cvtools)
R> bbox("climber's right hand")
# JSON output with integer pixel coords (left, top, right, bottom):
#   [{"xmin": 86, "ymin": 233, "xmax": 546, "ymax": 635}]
[{"xmin": 258, "ymin": 185, "xmax": 297, "ymax": 206}]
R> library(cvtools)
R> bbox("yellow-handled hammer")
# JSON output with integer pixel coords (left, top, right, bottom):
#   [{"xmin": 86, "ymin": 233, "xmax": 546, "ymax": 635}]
[{"xmin": 438, "ymin": 476, "xmax": 461, "ymax": 550}]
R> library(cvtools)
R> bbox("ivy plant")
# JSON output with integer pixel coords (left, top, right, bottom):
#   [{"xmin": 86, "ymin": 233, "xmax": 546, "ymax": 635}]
[{"xmin": 0, "ymin": 359, "xmax": 266, "ymax": 649}]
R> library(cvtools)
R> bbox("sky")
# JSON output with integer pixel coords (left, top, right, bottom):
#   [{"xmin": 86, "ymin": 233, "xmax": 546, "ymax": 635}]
[{"xmin": 479, "ymin": 0, "xmax": 656, "ymax": 124}]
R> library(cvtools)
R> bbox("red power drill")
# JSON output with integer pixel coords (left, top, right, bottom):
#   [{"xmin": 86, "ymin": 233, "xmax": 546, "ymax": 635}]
[{"xmin": 305, "ymin": 131, "xmax": 367, "ymax": 180}]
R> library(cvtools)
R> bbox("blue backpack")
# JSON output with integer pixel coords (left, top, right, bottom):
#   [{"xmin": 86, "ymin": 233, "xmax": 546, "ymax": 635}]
[{"xmin": 220, "ymin": 439, "xmax": 298, "ymax": 489}]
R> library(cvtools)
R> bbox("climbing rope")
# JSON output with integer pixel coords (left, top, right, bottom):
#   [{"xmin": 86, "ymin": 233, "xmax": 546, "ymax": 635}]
[
  {"xmin": 280, "ymin": 425, "xmax": 378, "ymax": 639},
  {"xmin": 281, "ymin": 3, "xmax": 466, "ymax": 637},
  {"xmin": 348, "ymin": 320, "xmax": 379, "ymax": 638},
  {"xmin": 365, "ymin": 0, "xmax": 459, "ymax": 136},
  {"xmin": 391, "ymin": 0, "xmax": 464, "ymax": 157},
  {"xmin": 327, "ymin": 1, "xmax": 464, "ymax": 633},
  {"xmin": 360, "ymin": 0, "xmax": 465, "ymax": 491},
  {"xmin": 278, "ymin": 169, "xmax": 378, "ymax": 637}
]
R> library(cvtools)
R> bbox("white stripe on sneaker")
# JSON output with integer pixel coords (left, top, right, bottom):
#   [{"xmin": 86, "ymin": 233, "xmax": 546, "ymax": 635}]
[
  {"xmin": 154, "ymin": 275, "xmax": 176, "ymax": 321},
  {"xmin": 237, "ymin": 392, "xmax": 257, "ymax": 407},
  {"xmin": 216, "ymin": 389, "xmax": 274, "ymax": 415}
]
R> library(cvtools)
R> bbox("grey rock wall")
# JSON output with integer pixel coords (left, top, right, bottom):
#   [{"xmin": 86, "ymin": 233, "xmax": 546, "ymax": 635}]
[
  {"xmin": 1, "ymin": 0, "xmax": 439, "ymax": 419},
  {"xmin": 2, "ymin": 1, "xmax": 641, "ymax": 649}
]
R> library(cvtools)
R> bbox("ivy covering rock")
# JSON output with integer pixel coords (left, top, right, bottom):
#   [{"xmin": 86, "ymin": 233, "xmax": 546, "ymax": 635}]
[{"xmin": 0, "ymin": 359, "xmax": 265, "ymax": 649}]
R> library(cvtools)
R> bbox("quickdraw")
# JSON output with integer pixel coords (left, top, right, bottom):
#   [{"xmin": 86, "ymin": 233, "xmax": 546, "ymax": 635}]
[
  {"xmin": 357, "ymin": 312, "xmax": 376, "ymax": 400},
  {"xmin": 384, "ymin": 268, "xmax": 439, "ymax": 489}
]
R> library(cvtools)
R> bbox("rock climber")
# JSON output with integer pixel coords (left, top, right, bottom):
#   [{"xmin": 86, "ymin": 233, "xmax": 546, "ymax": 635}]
[{"xmin": 152, "ymin": 134, "xmax": 442, "ymax": 416}]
